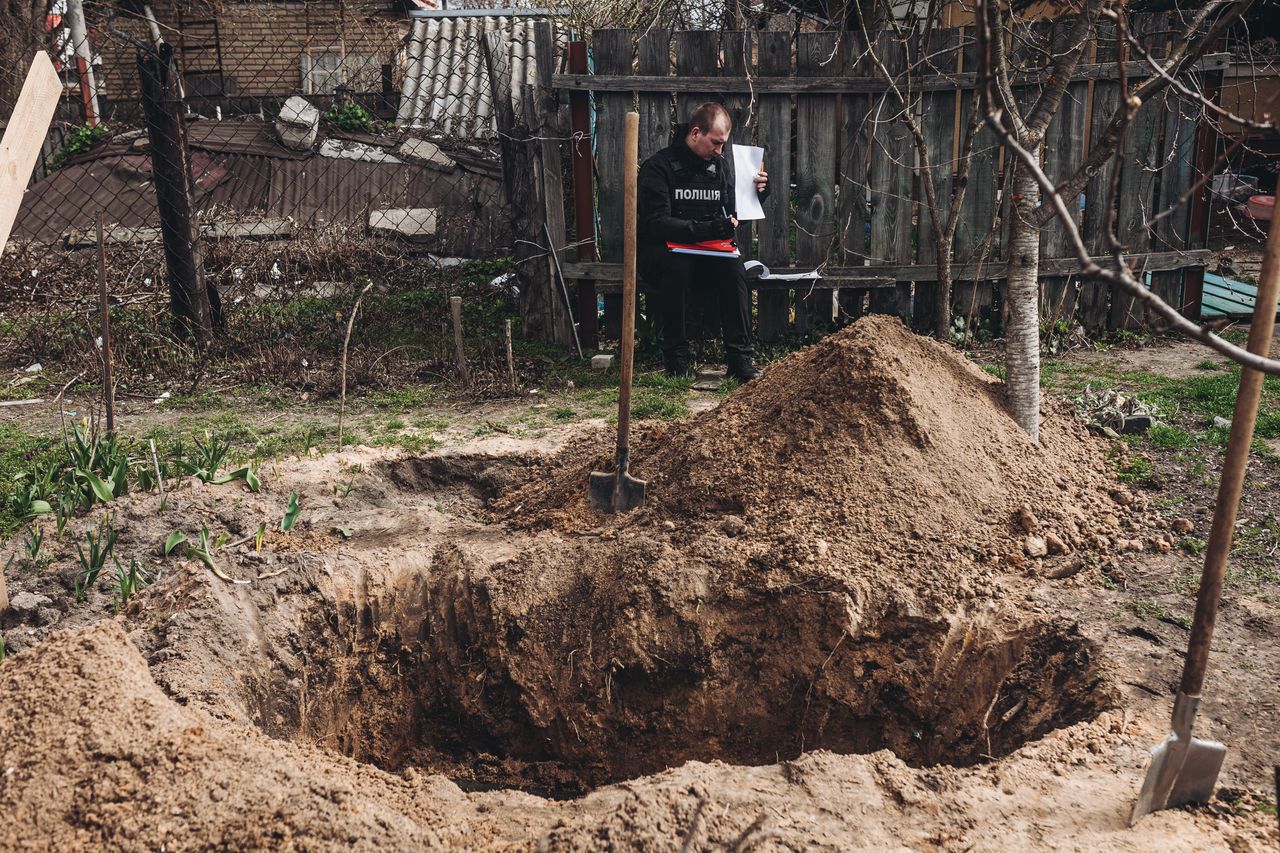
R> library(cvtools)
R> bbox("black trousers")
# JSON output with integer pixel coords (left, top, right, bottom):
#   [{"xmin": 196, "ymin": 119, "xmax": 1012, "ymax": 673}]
[{"xmin": 638, "ymin": 244, "xmax": 753, "ymax": 360}]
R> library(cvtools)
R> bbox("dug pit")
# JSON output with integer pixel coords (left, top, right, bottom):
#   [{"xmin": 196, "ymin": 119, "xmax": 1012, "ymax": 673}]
[{"xmin": 263, "ymin": 550, "xmax": 1109, "ymax": 793}]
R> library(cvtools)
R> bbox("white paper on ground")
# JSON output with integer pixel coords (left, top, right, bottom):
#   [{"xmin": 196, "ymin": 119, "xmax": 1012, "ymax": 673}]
[
  {"xmin": 743, "ymin": 260, "xmax": 822, "ymax": 281},
  {"xmin": 732, "ymin": 144, "xmax": 766, "ymax": 221}
]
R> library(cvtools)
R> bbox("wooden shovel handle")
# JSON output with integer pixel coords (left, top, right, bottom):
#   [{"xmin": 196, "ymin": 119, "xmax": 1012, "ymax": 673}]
[
  {"xmin": 1182, "ymin": 216, "xmax": 1280, "ymax": 696},
  {"xmin": 617, "ymin": 112, "xmax": 639, "ymax": 453}
]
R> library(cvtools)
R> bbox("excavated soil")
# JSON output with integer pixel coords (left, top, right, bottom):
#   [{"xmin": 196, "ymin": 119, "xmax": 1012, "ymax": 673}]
[{"xmin": 1, "ymin": 316, "xmax": 1276, "ymax": 850}]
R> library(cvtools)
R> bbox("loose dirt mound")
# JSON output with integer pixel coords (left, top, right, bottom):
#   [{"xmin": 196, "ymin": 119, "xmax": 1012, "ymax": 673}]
[
  {"xmin": 0, "ymin": 621, "xmax": 485, "ymax": 850},
  {"xmin": 502, "ymin": 315, "xmax": 1120, "ymax": 579}
]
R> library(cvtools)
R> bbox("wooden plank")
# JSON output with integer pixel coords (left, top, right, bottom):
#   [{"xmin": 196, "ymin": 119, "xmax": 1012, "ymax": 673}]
[
  {"xmin": 532, "ymin": 20, "xmax": 573, "ymax": 344},
  {"xmin": 636, "ymin": 30, "xmax": 672, "ymax": 162},
  {"xmin": 564, "ymin": 249, "xmax": 1211, "ymax": 283},
  {"xmin": 593, "ymin": 29, "xmax": 632, "ymax": 340},
  {"xmin": 914, "ymin": 28, "xmax": 961, "ymax": 333},
  {"xmin": 567, "ymin": 41, "xmax": 598, "ymax": 347},
  {"xmin": 0, "ymin": 53, "xmax": 62, "ymax": 255},
  {"xmin": 721, "ymin": 30, "xmax": 754, "ymax": 260},
  {"xmin": 795, "ymin": 31, "xmax": 839, "ymax": 333},
  {"xmin": 1079, "ymin": 19, "xmax": 1119, "ymax": 331},
  {"xmin": 551, "ymin": 56, "xmax": 1232, "ymax": 93},
  {"xmin": 1110, "ymin": 14, "xmax": 1166, "ymax": 330},
  {"xmin": 1040, "ymin": 19, "xmax": 1090, "ymax": 330},
  {"xmin": 66, "ymin": 218, "xmax": 295, "ymax": 246},
  {"xmin": 1150, "ymin": 87, "xmax": 1197, "ymax": 315},
  {"xmin": 636, "ymin": 29, "xmax": 671, "ymax": 345},
  {"xmin": 756, "ymin": 29, "xmax": 792, "ymax": 342},
  {"xmin": 837, "ymin": 30, "xmax": 871, "ymax": 321},
  {"xmin": 1183, "ymin": 65, "xmax": 1223, "ymax": 322},
  {"xmin": 953, "ymin": 26, "xmax": 1000, "ymax": 330},
  {"xmin": 868, "ymin": 31, "xmax": 913, "ymax": 317},
  {"xmin": 675, "ymin": 31, "xmax": 718, "ymax": 124}
]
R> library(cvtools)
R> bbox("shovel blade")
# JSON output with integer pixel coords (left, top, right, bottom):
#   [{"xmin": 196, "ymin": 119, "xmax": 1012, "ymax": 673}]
[
  {"xmin": 1168, "ymin": 737, "xmax": 1227, "ymax": 808},
  {"xmin": 1131, "ymin": 735, "xmax": 1226, "ymax": 825},
  {"xmin": 588, "ymin": 470, "xmax": 647, "ymax": 513}
]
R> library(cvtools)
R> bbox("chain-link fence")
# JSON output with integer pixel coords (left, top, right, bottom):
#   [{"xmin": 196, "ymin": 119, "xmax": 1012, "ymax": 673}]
[
  {"xmin": 0, "ymin": 2, "xmax": 572, "ymax": 394},
  {"xmin": 1, "ymin": 3, "xmax": 565, "ymax": 263}
]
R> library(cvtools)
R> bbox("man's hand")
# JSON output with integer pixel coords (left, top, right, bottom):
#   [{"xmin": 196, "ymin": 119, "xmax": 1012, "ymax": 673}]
[
  {"xmin": 754, "ymin": 168, "xmax": 768, "ymax": 194},
  {"xmin": 729, "ymin": 215, "xmax": 739, "ymax": 228}
]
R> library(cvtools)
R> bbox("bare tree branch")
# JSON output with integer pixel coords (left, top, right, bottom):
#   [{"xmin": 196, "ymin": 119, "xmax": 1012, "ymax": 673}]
[
  {"xmin": 1122, "ymin": 19, "xmax": 1277, "ymax": 133},
  {"xmin": 1034, "ymin": 0, "xmax": 1253, "ymax": 227},
  {"xmin": 987, "ymin": 102, "xmax": 1280, "ymax": 377},
  {"xmin": 1024, "ymin": 0, "xmax": 1106, "ymax": 135}
]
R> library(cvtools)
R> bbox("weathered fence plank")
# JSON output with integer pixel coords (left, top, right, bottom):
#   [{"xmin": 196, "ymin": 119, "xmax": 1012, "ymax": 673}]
[
  {"xmin": 564, "ymin": 248, "xmax": 1210, "ymax": 288},
  {"xmin": 1041, "ymin": 19, "xmax": 1090, "ymax": 331},
  {"xmin": 636, "ymin": 29, "xmax": 671, "ymax": 345},
  {"xmin": 1111, "ymin": 14, "xmax": 1166, "ymax": 329},
  {"xmin": 674, "ymin": 30, "xmax": 722, "ymax": 349},
  {"xmin": 915, "ymin": 28, "xmax": 961, "ymax": 334},
  {"xmin": 795, "ymin": 31, "xmax": 839, "ymax": 333},
  {"xmin": 837, "ymin": 30, "xmax": 871, "ymax": 321},
  {"xmin": 756, "ymin": 29, "xmax": 792, "ymax": 342},
  {"xmin": 552, "ymin": 56, "xmax": 1230, "ymax": 93},
  {"xmin": 1080, "ymin": 19, "xmax": 1120, "ymax": 330},
  {"xmin": 637, "ymin": 30, "xmax": 672, "ymax": 163},
  {"xmin": 593, "ymin": 29, "xmax": 631, "ymax": 340},
  {"xmin": 722, "ymin": 30, "xmax": 755, "ymax": 260},
  {"xmin": 868, "ymin": 31, "xmax": 913, "ymax": 317},
  {"xmin": 953, "ymin": 27, "xmax": 999, "ymax": 332},
  {"xmin": 1151, "ymin": 87, "xmax": 1198, "ymax": 316}
]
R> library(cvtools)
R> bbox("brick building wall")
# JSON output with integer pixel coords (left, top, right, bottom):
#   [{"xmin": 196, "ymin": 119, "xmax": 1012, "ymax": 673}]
[{"xmin": 92, "ymin": 0, "xmax": 407, "ymax": 107}]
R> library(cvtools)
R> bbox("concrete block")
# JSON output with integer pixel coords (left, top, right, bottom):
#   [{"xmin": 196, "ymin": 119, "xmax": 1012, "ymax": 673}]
[
  {"xmin": 397, "ymin": 137, "xmax": 455, "ymax": 172},
  {"xmin": 275, "ymin": 96, "xmax": 320, "ymax": 151},
  {"xmin": 591, "ymin": 354, "xmax": 614, "ymax": 370},
  {"xmin": 368, "ymin": 207, "xmax": 438, "ymax": 238}
]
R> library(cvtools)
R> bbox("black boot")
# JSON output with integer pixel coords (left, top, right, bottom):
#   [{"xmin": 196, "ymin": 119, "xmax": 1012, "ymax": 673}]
[
  {"xmin": 664, "ymin": 349, "xmax": 695, "ymax": 379},
  {"xmin": 726, "ymin": 353, "xmax": 761, "ymax": 382}
]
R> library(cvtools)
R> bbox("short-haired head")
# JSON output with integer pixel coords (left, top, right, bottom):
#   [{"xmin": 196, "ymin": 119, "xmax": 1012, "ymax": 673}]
[{"xmin": 686, "ymin": 102, "xmax": 731, "ymax": 160}]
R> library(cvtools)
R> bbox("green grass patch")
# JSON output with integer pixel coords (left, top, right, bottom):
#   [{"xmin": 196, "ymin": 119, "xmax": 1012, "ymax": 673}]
[
  {"xmin": 1116, "ymin": 454, "xmax": 1157, "ymax": 487},
  {"xmin": 1194, "ymin": 358, "xmax": 1219, "ymax": 371},
  {"xmin": 630, "ymin": 389, "xmax": 690, "ymax": 421},
  {"xmin": 366, "ymin": 386, "xmax": 437, "ymax": 412},
  {"xmin": 1146, "ymin": 424, "xmax": 1196, "ymax": 450}
]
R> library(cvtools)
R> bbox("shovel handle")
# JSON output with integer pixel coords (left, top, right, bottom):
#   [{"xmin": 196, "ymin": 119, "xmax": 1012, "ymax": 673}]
[
  {"xmin": 617, "ymin": 112, "xmax": 639, "ymax": 453},
  {"xmin": 1181, "ymin": 215, "xmax": 1280, "ymax": 696}
]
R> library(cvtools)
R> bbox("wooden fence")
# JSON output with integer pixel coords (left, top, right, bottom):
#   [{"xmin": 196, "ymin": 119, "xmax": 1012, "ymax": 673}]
[{"xmin": 549, "ymin": 19, "xmax": 1227, "ymax": 345}]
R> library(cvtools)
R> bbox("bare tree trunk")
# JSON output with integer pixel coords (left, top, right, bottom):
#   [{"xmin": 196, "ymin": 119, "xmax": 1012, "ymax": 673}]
[
  {"xmin": 935, "ymin": 251, "xmax": 953, "ymax": 336},
  {"xmin": 1004, "ymin": 161, "xmax": 1042, "ymax": 441}
]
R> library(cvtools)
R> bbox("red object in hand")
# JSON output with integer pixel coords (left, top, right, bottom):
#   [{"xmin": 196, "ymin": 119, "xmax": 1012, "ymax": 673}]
[{"xmin": 666, "ymin": 239, "xmax": 740, "ymax": 257}]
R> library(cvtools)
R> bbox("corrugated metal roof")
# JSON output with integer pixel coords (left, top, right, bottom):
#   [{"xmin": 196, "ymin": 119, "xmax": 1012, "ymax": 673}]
[{"xmin": 397, "ymin": 15, "xmax": 559, "ymax": 138}]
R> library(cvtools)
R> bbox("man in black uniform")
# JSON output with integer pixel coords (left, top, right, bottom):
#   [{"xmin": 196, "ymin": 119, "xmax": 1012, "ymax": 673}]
[{"xmin": 637, "ymin": 102, "xmax": 768, "ymax": 381}]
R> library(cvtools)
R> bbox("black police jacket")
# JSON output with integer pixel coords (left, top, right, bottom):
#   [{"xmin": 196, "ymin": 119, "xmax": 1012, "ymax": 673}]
[{"xmin": 637, "ymin": 124, "xmax": 769, "ymax": 247}]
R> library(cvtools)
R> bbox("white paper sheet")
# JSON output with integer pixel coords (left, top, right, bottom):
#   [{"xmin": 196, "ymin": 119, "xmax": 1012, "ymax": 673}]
[{"xmin": 732, "ymin": 144, "xmax": 766, "ymax": 221}]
